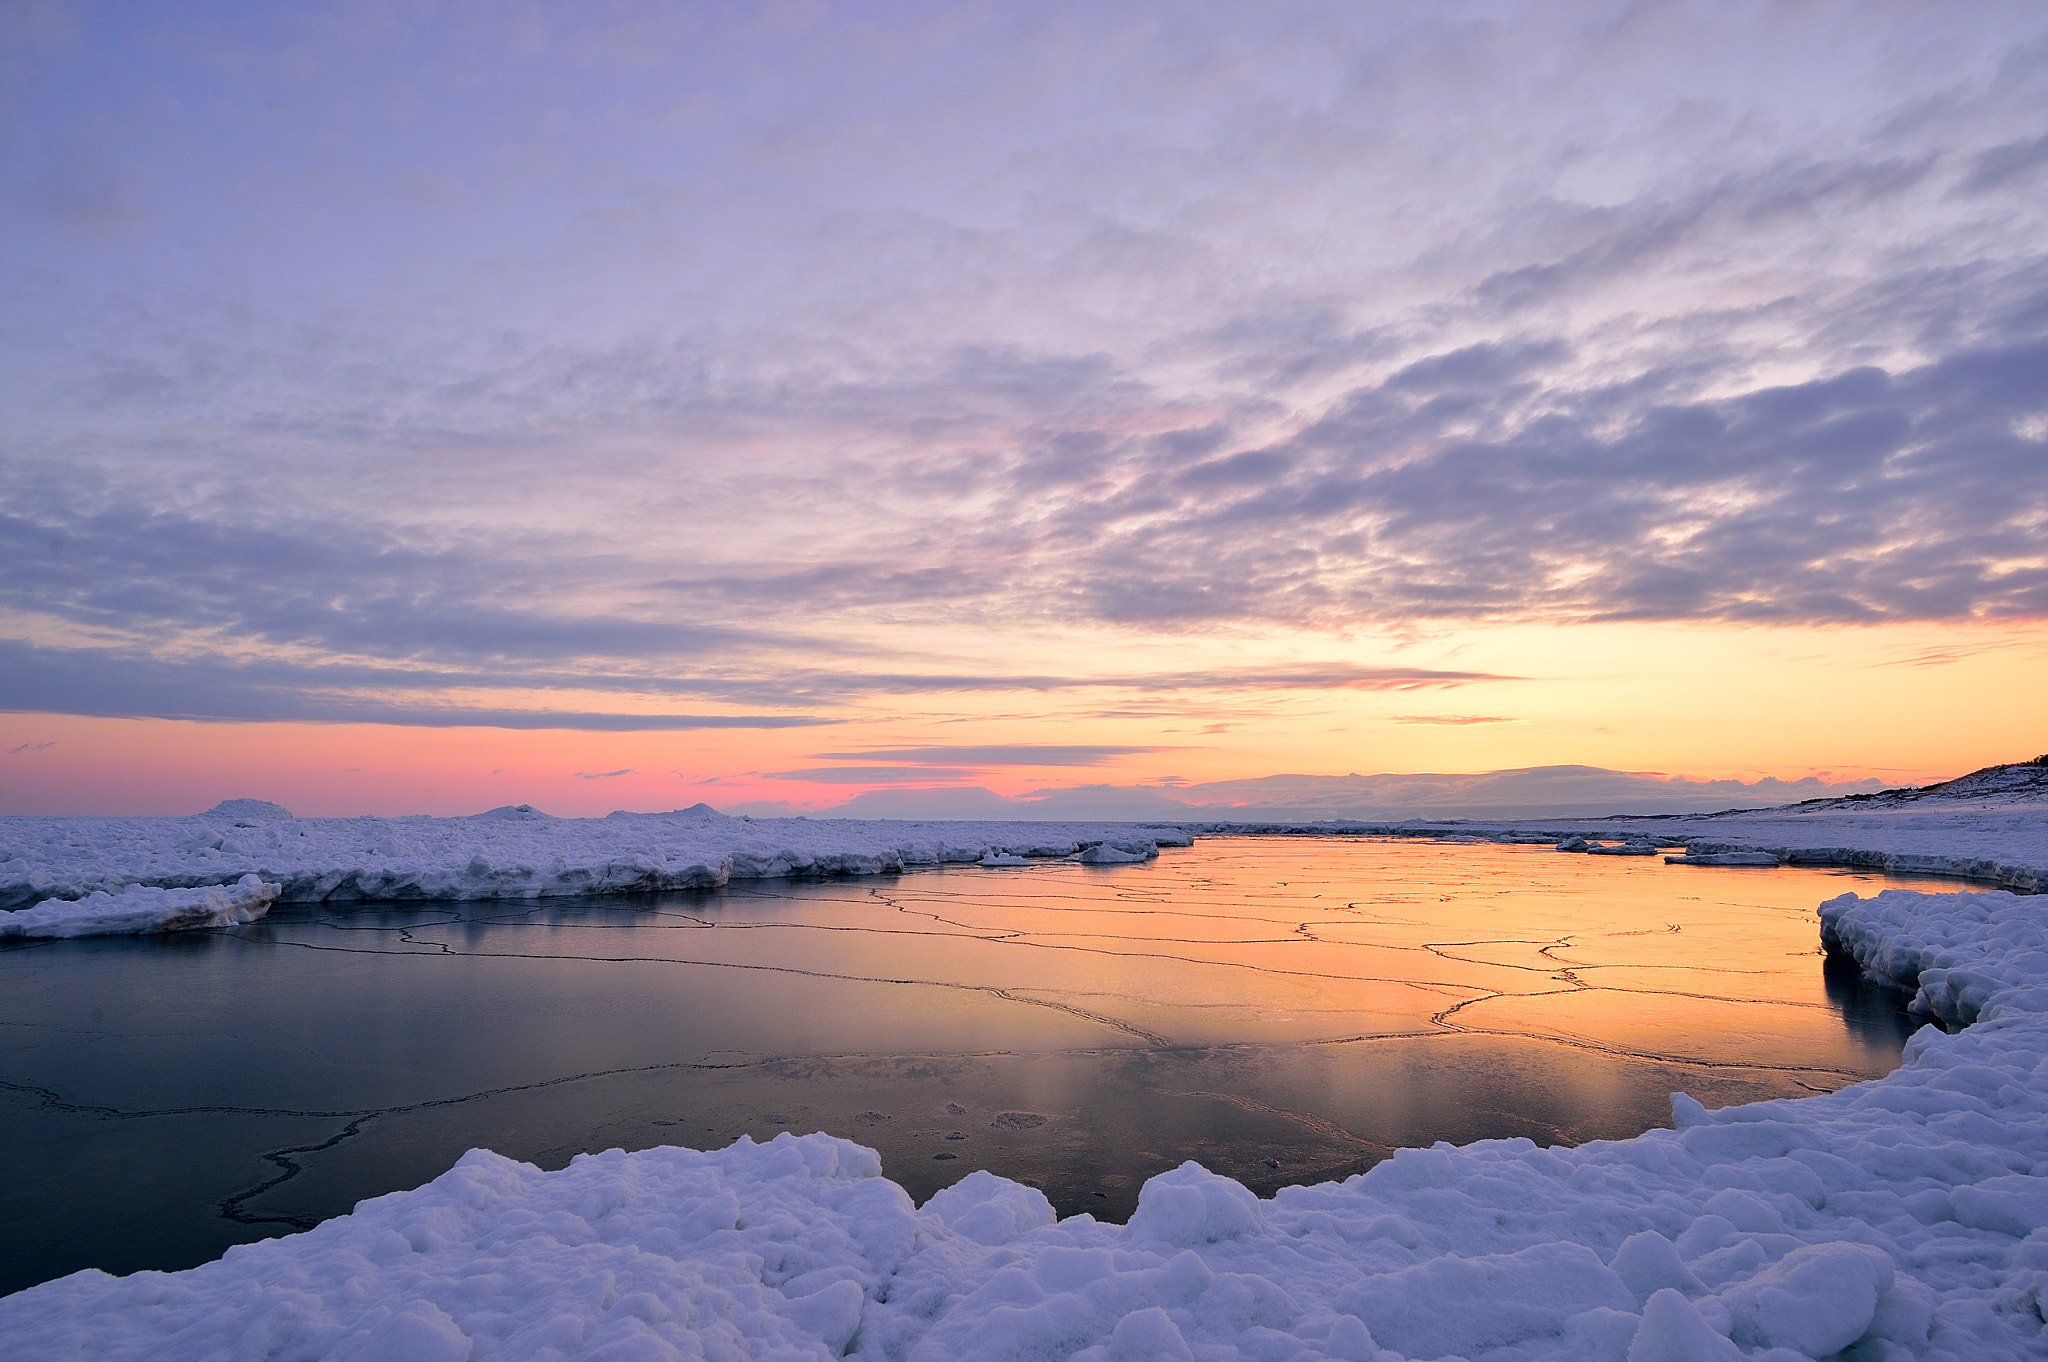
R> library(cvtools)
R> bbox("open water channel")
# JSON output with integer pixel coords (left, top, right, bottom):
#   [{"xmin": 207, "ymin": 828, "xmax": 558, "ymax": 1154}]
[{"xmin": 0, "ymin": 836, "xmax": 1944, "ymax": 1294}]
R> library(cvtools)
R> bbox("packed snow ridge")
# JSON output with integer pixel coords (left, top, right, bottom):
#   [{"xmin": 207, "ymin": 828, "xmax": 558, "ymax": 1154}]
[
  {"xmin": 0, "ymin": 800, "xmax": 1191, "ymax": 934},
  {"xmin": 0, "ymin": 874, "xmax": 277, "ymax": 939},
  {"xmin": 7, "ymin": 880, "xmax": 2048, "ymax": 1358}
]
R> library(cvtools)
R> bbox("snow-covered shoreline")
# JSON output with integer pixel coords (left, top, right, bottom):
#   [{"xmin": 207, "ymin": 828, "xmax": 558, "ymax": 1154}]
[
  {"xmin": 0, "ymin": 800, "xmax": 1193, "ymax": 930},
  {"xmin": 0, "ymin": 873, "xmax": 278, "ymax": 939}
]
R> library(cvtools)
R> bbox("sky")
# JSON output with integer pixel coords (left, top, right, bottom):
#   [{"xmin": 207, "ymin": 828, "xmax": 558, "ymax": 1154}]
[{"xmin": 2, "ymin": 0, "xmax": 2045, "ymax": 818}]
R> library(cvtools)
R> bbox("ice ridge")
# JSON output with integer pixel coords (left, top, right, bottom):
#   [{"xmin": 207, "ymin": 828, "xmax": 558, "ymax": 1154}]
[
  {"xmin": 0, "ymin": 874, "xmax": 278, "ymax": 938},
  {"xmin": 0, "ymin": 805, "xmax": 1191, "ymax": 928}
]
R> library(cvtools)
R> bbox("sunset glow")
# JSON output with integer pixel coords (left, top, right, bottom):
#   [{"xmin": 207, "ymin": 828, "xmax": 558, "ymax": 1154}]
[{"xmin": 4, "ymin": 3, "xmax": 2044, "ymax": 816}]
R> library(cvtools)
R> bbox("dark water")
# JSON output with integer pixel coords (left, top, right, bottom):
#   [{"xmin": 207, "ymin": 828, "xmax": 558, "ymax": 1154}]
[{"xmin": 0, "ymin": 837, "xmax": 1934, "ymax": 1295}]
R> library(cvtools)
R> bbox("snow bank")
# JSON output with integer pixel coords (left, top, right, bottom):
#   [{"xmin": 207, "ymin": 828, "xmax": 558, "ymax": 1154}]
[
  {"xmin": 9, "ymin": 885, "xmax": 2048, "ymax": 1359},
  {"xmin": 0, "ymin": 874, "xmax": 278, "ymax": 939},
  {"xmin": 1821, "ymin": 888, "xmax": 2048, "ymax": 1031},
  {"xmin": 0, "ymin": 801, "xmax": 1190, "ymax": 919}
]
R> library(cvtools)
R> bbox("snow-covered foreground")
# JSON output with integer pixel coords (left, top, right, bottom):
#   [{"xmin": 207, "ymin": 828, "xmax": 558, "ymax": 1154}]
[
  {"xmin": 4, "ymin": 886, "xmax": 2047, "ymax": 1359},
  {"xmin": 0, "ymin": 800, "xmax": 1190, "ymax": 932}
]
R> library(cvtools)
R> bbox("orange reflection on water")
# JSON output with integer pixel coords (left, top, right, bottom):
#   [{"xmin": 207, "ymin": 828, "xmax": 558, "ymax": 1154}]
[{"xmin": 702, "ymin": 837, "xmax": 1940, "ymax": 1078}]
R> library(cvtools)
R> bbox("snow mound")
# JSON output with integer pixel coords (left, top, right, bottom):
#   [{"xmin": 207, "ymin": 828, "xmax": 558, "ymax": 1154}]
[
  {"xmin": 10, "ymin": 885, "xmax": 2048, "ymax": 1358},
  {"xmin": 0, "ymin": 874, "xmax": 278, "ymax": 938},
  {"xmin": 201, "ymin": 799, "xmax": 295, "ymax": 823},
  {"xmin": 1821, "ymin": 887, "xmax": 2048, "ymax": 1029},
  {"xmin": 0, "ymin": 808, "xmax": 1194, "ymax": 914}
]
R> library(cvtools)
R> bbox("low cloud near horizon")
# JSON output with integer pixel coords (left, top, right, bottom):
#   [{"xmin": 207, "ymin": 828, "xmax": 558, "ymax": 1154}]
[{"xmin": 723, "ymin": 765, "xmax": 1895, "ymax": 822}]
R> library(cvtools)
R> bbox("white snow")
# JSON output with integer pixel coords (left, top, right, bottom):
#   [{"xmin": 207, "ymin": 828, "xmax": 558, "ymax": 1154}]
[
  {"xmin": 7, "ymin": 781, "xmax": 2048, "ymax": 1358},
  {"xmin": 0, "ymin": 800, "xmax": 1187, "ymax": 933},
  {"xmin": 0, "ymin": 873, "xmax": 278, "ymax": 938}
]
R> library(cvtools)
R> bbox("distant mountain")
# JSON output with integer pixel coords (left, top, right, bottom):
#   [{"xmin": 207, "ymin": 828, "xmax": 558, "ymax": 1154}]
[{"xmin": 724, "ymin": 763, "xmax": 1906, "ymax": 822}]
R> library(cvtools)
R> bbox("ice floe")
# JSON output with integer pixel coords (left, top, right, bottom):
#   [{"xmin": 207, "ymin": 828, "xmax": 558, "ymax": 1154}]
[{"xmin": 0, "ymin": 874, "xmax": 278, "ymax": 938}]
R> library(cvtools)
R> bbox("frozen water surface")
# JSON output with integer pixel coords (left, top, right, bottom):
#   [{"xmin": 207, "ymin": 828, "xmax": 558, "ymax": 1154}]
[
  {"xmin": 5, "ymin": 784, "xmax": 2048, "ymax": 1360},
  {"xmin": 2, "ymin": 839, "xmax": 1925, "ymax": 1294}
]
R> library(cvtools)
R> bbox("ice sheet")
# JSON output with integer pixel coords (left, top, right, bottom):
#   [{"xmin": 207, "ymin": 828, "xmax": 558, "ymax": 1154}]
[{"xmin": 6, "ymin": 805, "xmax": 2048, "ymax": 1357}]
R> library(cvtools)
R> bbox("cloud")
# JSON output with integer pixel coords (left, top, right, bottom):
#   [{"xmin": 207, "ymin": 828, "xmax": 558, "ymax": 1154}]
[
  {"xmin": 0, "ymin": 640, "xmax": 837, "ymax": 731},
  {"xmin": 6, "ymin": 740, "xmax": 57, "ymax": 755},
  {"xmin": 573, "ymin": 769, "xmax": 634, "ymax": 780},
  {"xmin": 797, "ymin": 666, "xmax": 1511, "ymax": 695},
  {"xmin": 0, "ymin": 622, "xmax": 1510, "ymax": 724},
  {"xmin": 733, "ymin": 766, "xmax": 1894, "ymax": 821},
  {"xmin": 764, "ymin": 767, "xmax": 981, "ymax": 784},
  {"xmin": 812, "ymin": 745, "xmax": 1165, "ymax": 765},
  {"xmin": 1959, "ymin": 133, "xmax": 2048, "ymax": 195},
  {"xmin": 1023, "ymin": 327, "xmax": 2048, "ymax": 627},
  {"xmin": 1391, "ymin": 715, "xmax": 1517, "ymax": 726}
]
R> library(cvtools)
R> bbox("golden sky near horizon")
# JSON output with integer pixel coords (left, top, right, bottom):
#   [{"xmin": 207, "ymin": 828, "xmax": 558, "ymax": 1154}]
[{"xmin": 4, "ymin": 618, "xmax": 2039, "ymax": 816}]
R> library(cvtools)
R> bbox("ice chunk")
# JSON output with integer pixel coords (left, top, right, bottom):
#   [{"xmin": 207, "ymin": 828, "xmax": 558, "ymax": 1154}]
[
  {"xmin": 1336, "ymin": 1241, "xmax": 1634, "ymax": 1358},
  {"xmin": 1127, "ymin": 1162, "xmax": 1266, "ymax": 1245},
  {"xmin": 1076, "ymin": 843, "xmax": 1150, "ymax": 865},
  {"xmin": 1950, "ymin": 1174, "xmax": 2048, "ymax": 1238},
  {"xmin": 1588, "ymin": 840, "xmax": 1658, "ymax": 856},
  {"xmin": 328, "ymin": 1300, "xmax": 470, "ymax": 1362},
  {"xmin": 0, "ymin": 874, "xmax": 278, "ymax": 938},
  {"xmin": 1099, "ymin": 1307, "xmax": 1194, "ymax": 1362},
  {"xmin": 923, "ymin": 1169, "xmax": 1056, "ymax": 1245},
  {"xmin": 1612, "ymin": 1231, "xmax": 1705, "ymax": 1305},
  {"xmin": 1714, "ymin": 1241, "xmax": 1892, "ymax": 1356},
  {"xmin": 1627, "ymin": 1288, "xmax": 1741, "ymax": 1362}
]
